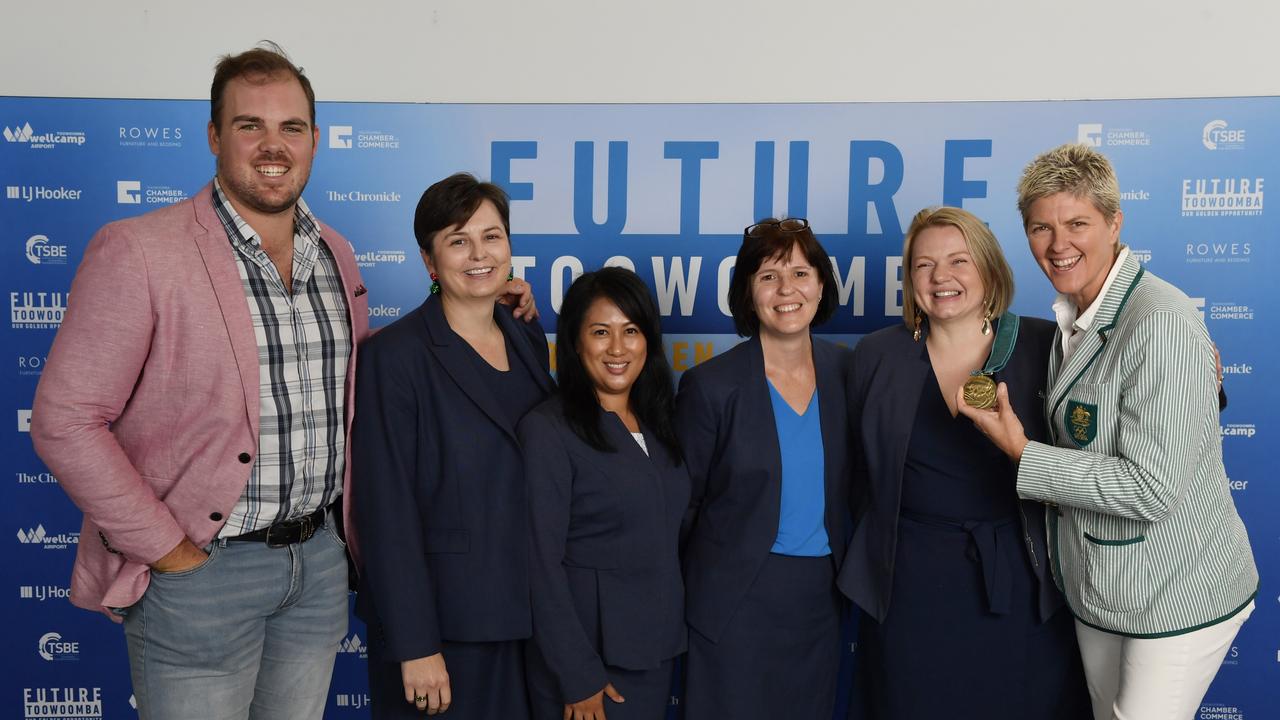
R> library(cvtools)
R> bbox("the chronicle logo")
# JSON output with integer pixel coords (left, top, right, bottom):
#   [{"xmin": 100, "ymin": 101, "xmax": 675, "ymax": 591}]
[
  {"xmin": 326, "ymin": 190, "xmax": 403, "ymax": 203},
  {"xmin": 1182, "ymin": 177, "xmax": 1263, "ymax": 218},
  {"xmin": 16, "ymin": 524, "xmax": 80, "ymax": 550},
  {"xmin": 16, "ymin": 470, "xmax": 58, "ymax": 484},
  {"xmin": 23, "ymin": 687, "xmax": 103, "ymax": 719},
  {"xmin": 6, "ymin": 185, "xmax": 82, "ymax": 202},
  {"xmin": 3, "ymin": 122, "xmax": 87, "ymax": 150},
  {"xmin": 118, "ymin": 125, "xmax": 184, "ymax": 148},
  {"xmin": 10, "ymin": 290, "xmax": 67, "ymax": 330},
  {"xmin": 1077, "ymin": 122, "xmax": 1151, "ymax": 147},
  {"xmin": 354, "ymin": 249, "xmax": 408, "ymax": 269},
  {"xmin": 117, "ymin": 179, "xmax": 188, "ymax": 205},
  {"xmin": 1202, "ymin": 119, "xmax": 1246, "ymax": 151},
  {"xmin": 19, "ymin": 584, "xmax": 70, "ymax": 601},
  {"xmin": 327, "ymin": 124, "xmax": 400, "ymax": 150},
  {"xmin": 25, "ymin": 235, "xmax": 69, "ymax": 265},
  {"xmin": 37, "ymin": 632, "xmax": 80, "ymax": 662}
]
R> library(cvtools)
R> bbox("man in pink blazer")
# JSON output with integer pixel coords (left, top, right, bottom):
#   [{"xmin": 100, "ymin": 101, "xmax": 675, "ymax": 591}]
[{"xmin": 31, "ymin": 44, "xmax": 370, "ymax": 719}]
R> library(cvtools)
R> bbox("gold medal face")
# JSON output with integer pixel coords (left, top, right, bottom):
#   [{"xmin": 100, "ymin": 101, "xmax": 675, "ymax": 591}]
[{"xmin": 963, "ymin": 374, "xmax": 997, "ymax": 409}]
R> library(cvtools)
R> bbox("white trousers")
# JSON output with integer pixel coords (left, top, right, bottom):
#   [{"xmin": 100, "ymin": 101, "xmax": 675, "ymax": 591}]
[{"xmin": 1074, "ymin": 601, "xmax": 1254, "ymax": 720}]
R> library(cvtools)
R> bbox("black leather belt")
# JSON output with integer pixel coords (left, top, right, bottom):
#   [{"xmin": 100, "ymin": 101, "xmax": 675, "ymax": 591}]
[{"xmin": 229, "ymin": 504, "xmax": 327, "ymax": 548}]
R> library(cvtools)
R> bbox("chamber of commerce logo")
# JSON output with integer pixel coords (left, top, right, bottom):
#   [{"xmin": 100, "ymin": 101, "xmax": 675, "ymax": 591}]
[
  {"xmin": 1199, "ymin": 703, "xmax": 1245, "ymax": 720},
  {"xmin": 23, "ymin": 687, "xmax": 103, "ymax": 719},
  {"xmin": 19, "ymin": 584, "xmax": 70, "ymax": 601},
  {"xmin": 3, "ymin": 122, "xmax": 86, "ymax": 149},
  {"xmin": 1221, "ymin": 423, "xmax": 1256, "ymax": 439},
  {"xmin": 1203, "ymin": 119, "xmax": 1246, "ymax": 151},
  {"xmin": 1077, "ymin": 122, "xmax": 1150, "ymax": 147},
  {"xmin": 16, "ymin": 524, "xmax": 79, "ymax": 550},
  {"xmin": 6, "ymin": 185, "xmax": 82, "ymax": 202},
  {"xmin": 25, "ymin": 234, "xmax": 69, "ymax": 265},
  {"xmin": 354, "ymin": 249, "xmax": 408, "ymax": 269},
  {"xmin": 37, "ymin": 632, "xmax": 79, "ymax": 662},
  {"xmin": 18, "ymin": 408, "xmax": 32, "ymax": 432},
  {"xmin": 1182, "ymin": 177, "xmax": 1263, "ymax": 218},
  {"xmin": 327, "ymin": 124, "xmax": 400, "ymax": 150},
  {"xmin": 10, "ymin": 290, "xmax": 67, "ymax": 330},
  {"xmin": 118, "ymin": 125, "xmax": 183, "ymax": 148},
  {"xmin": 334, "ymin": 693, "xmax": 370, "ymax": 709},
  {"xmin": 1208, "ymin": 302, "xmax": 1254, "ymax": 321},
  {"xmin": 16, "ymin": 470, "xmax": 58, "ymax": 484},
  {"xmin": 117, "ymin": 179, "xmax": 188, "ymax": 205},
  {"xmin": 338, "ymin": 633, "xmax": 368, "ymax": 658},
  {"xmin": 326, "ymin": 189, "xmax": 403, "ymax": 203}
]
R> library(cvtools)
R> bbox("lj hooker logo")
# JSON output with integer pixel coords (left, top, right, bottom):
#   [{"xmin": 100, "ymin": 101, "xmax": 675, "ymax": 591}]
[
  {"xmin": 10, "ymin": 291, "xmax": 66, "ymax": 330},
  {"xmin": 1181, "ymin": 177, "xmax": 1263, "ymax": 217},
  {"xmin": 23, "ymin": 687, "xmax": 103, "ymax": 719}
]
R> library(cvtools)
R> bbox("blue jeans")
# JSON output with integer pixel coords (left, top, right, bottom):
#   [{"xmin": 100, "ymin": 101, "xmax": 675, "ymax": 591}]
[{"xmin": 122, "ymin": 514, "xmax": 349, "ymax": 720}]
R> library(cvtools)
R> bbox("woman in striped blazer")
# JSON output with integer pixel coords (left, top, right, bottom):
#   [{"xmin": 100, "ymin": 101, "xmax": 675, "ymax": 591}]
[{"xmin": 960, "ymin": 143, "xmax": 1258, "ymax": 720}]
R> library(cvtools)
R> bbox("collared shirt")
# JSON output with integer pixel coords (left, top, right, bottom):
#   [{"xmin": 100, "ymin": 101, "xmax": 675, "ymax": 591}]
[
  {"xmin": 212, "ymin": 180, "xmax": 351, "ymax": 537},
  {"xmin": 1052, "ymin": 246, "xmax": 1131, "ymax": 364}
]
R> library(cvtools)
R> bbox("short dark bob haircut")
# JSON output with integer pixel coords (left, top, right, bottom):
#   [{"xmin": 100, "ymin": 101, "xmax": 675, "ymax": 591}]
[
  {"xmin": 726, "ymin": 218, "xmax": 839, "ymax": 337},
  {"xmin": 210, "ymin": 41, "xmax": 315, "ymax": 131},
  {"xmin": 413, "ymin": 172, "xmax": 511, "ymax": 258},
  {"xmin": 555, "ymin": 267, "xmax": 681, "ymax": 461}
]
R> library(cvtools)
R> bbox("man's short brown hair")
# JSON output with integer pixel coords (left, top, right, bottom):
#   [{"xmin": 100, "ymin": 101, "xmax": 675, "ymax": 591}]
[{"xmin": 210, "ymin": 41, "xmax": 315, "ymax": 131}]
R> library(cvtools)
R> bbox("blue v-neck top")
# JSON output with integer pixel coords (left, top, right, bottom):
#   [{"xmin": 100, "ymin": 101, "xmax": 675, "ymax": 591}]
[{"xmin": 767, "ymin": 380, "xmax": 830, "ymax": 556}]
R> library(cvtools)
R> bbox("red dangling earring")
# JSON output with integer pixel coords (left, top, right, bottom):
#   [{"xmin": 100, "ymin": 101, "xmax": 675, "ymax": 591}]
[{"xmin": 429, "ymin": 272, "xmax": 440, "ymax": 295}]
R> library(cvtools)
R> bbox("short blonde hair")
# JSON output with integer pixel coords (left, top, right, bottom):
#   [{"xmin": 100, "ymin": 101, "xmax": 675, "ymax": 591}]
[
  {"xmin": 1016, "ymin": 143, "xmax": 1121, "ymax": 226},
  {"xmin": 901, "ymin": 206, "xmax": 1015, "ymax": 331}
]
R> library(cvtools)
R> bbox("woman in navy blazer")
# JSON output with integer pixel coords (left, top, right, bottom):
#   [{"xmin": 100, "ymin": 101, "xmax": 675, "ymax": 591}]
[
  {"xmin": 352, "ymin": 174, "xmax": 554, "ymax": 719},
  {"xmin": 520, "ymin": 267, "xmax": 688, "ymax": 720},
  {"xmin": 677, "ymin": 219, "xmax": 851, "ymax": 720},
  {"xmin": 838, "ymin": 207, "xmax": 1087, "ymax": 718}
]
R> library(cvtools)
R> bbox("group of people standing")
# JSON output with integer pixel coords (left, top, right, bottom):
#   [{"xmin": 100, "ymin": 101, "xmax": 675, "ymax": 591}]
[{"xmin": 30, "ymin": 43, "xmax": 1256, "ymax": 720}]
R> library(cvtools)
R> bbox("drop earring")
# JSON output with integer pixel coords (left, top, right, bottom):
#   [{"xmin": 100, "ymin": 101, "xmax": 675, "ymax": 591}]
[
  {"xmin": 912, "ymin": 310, "xmax": 923, "ymax": 342},
  {"xmin": 429, "ymin": 272, "xmax": 440, "ymax": 295}
]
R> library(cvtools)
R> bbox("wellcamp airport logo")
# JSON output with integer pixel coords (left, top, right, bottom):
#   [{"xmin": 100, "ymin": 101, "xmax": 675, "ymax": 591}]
[
  {"xmin": 10, "ymin": 290, "xmax": 67, "ymax": 329},
  {"xmin": 37, "ymin": 632, "xmax": 80, "ymax": 662},
  {"xmin": 1221, "ymin": 423, "xmax": 1256, "ymax": 440},
  {"xmin": 338, "ymin": 633, "xmax": 369, "ymax": 658},
  {"xmin": 3, "ymin": 122, "xmax": 87, "ymax": 150},
  {"xmin": 23, "ymin": 687, "xmax": 103, "ymax": 719},
  {"xmin": 355, "ymin": 249, "xmax": 408, "ymax": 269},
  {"xmin": 117, "ymin": 179, "xmax": 188, "ymax": 205},
  {"xmin": 6, "ymin": 185, "xmax": 82, "ymax": 202},
  {"xmin": 25, "ymin": 234, "xmax": 69, "ymax": 266},
  {"xmin": 1203, "ymin": 119, "xmax": 1246, "ymax": 151},
  {"xmin": 17, "ymin": 523, "xmax": 79, "ymax": 550},
  {"xmin": 1077, "ymin": 122, "xmax": 1151, "ymax": 148},
  {"xmin": 327, "ymin": 124, "xmax": 400, "ymax": 150},
  {"xmin": 118, "ymin": 125, "xmax": 183, "ymax": 148},
  {"xmin": 1182, "ymin": 177, "xmax": 1263, "ymax": 218}
]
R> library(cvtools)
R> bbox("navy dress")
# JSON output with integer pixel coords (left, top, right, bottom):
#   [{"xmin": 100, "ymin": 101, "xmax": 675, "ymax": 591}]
[{"xmin": 850, "ymin": 345, "xmax": 1088, "ymax": 719}]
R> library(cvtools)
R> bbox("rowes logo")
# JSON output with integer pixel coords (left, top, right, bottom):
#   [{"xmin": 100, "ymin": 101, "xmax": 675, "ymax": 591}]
[
  {"xmin": 118, "ymin": 179, "xmax": 188, "ymax": 205},
  {"xmin": 327, "ymin": 124, "xmax": 400, "ymax": 150},
  {"xmin": 16, "ymin": 524, "xmax": 79, "ymax": 550},
  {"xmin": 1077, "ymin": 122, "xmax": 1151, "ymax": 147},
  {"xmin": 1182, "ymin": 177, "xmax": 1263, "ymax": 217},
  {"xmin": 1202, "ymin": 119, "xmax": 1246, "ymax": 151},
  {"xmin": 354, "ymin": 249, "xmax": 408, "ymax": 269},
  {"xmin": 118, "ymin": 125, "xmax": 183, "ymax": 148},
  {"xmin": 6, "ymin": 185, "xmax": 82, "ymax": 202},
  {"xmin": 18, "ymin": 354, "xmax": 46, "ymax": 376},
  {"xmin": 19, "ymin": 584, "xmax": 70, "ymax": 601},
  {"xmin": 3, "ymin": 122, "xmax": 87, "ymax": 149},
  {"xmin": 338, "ymin": 633, "xmax": 368, "ymax": 658},
  {"xmin": 26, "ymin": 234, "xmax": 69, "ymax": 265},
  {"xmin": 1199, "ymin": 703, "xmax": 1245, "ymax": 720},
  {"xmin": 334, "ymin": 693, "xmax": 370, "ymax": 709},
  {"xmin": 37, "ymin": 632, "xmax": 79, "ymax": 662},
  {"xmin": 22, "ymin": 687, "xmax": 103, "ymax": 719},
  {"xmin": 10, "ymin": 290, "xmax": 67, "ymax": 329}
]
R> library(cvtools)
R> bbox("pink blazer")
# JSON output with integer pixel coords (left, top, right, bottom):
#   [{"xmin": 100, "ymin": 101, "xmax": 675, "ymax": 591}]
[{"xmin": 31, "ymin": 183, "xmax": 370, "ymax": 618}]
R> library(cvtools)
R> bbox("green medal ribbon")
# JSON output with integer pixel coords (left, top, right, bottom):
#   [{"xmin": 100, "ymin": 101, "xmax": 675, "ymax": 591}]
[{"xmin": 962, "ymin": 312, "xmax": 1020, "ymax": 409}]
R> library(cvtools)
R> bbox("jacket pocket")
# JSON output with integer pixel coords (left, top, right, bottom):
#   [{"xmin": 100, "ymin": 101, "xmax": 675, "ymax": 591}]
[
  {"xmin": 1081, "ymin": 528, "xmax": 1149, "ymax": 613},
  {"xmin": 422, "ymin": 528, "xmax": 469, "ymax": 554}
]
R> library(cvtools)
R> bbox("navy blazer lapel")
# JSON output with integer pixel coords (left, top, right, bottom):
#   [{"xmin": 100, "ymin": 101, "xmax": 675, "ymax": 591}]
[
  {"xmin": 419, "ymin": 297, "xmax": 519, "ymax": 442},
  {"xmin": 742, "ymin": 336, "xmax": 784, "ymax": 483},
  {"xmin": 495, "ymin": 307, "xmax": 554, "ymax": 395},
  {"xmin": 814, "ymin": 341, "xmax": 846, "ymax": 510}
]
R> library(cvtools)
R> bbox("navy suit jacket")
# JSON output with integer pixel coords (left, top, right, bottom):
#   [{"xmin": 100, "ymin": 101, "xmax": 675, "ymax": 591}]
[
  {"xmin": 519, "ymin": 398, "xmax": 689, "ymax": 703},
  {"xmin": 837, "ymin": 316, "xmax": 1063, "ymax": 624},
  {"xmin": 351, "ymin": 296, "xmax": 554, "ymax": 661},
  {"xmin": 675, "ymin": 335, "xmax": 852, "ymax": 642}
]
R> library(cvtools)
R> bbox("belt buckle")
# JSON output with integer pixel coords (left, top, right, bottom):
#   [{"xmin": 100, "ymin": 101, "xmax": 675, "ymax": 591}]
[{"xmin": 265, "ymin": 522, "xmax": 291, "ymax": 548}]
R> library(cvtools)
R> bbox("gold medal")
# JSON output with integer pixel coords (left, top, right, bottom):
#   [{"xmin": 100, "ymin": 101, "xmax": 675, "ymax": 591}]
[{"xmin": 963, "ymin": 374, "xmax": 997, "ymax": 409}]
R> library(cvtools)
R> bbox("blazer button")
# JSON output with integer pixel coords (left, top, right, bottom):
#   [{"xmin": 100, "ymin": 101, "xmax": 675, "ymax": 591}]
[
  {"xmin": 238, "ymin": 452, "xmax": 252, "ymax": 464},
  {"xmin": 209, "ymin": 512, "xmax": 223, "ymax": 522}
]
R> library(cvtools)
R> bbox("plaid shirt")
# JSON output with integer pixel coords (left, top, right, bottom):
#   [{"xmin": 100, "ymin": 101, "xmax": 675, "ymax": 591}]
[{"xmin": 212, "ymin": 180, "xmax": 351, "ymax": 537}]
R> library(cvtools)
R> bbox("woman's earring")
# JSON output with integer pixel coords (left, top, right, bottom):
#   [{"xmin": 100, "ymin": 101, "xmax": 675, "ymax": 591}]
[
  {"xmin": 912, "ymin": 310, "xmax": 923, "ymax": 342},
  {"xmin": 981, "ymin": 306, "xmax": 993, "ymax": 336},
  {"xmin": 429, "ymin": 272, "xmax": 440, "ymax": 295},
  {"xmin": 507, "ymin": 269, "xmax": 514, "ymax": 282}
]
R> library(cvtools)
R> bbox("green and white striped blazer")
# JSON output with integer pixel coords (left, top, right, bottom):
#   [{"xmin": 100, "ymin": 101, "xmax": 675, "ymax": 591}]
[{"xmin": 1017, "ymin": 252, "xmax": 1257, "ymax": 637}]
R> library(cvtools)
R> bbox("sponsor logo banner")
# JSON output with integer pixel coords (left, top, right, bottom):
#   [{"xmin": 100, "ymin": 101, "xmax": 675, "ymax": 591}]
[
  {"xmin": 1078, "ymin": 122, "xmax": 1151, "ymax": 147},
  {"xmin": 10, "ymin": 291, "xmax": 66, "ymax": 330},
  {"xmin": 1203, "ymin": 119, "xmax": 1246, "ymax": 151},
  {"xmin": 325, "ymin": 189, "xmax": 403, "ymax": 203},
  {"xmin": 25, "ymin": 235, "xmax": 68, "ymax": 265},
  {"xmin": 1182, "ymin": 178, "xmax": 1264, "ymax": 218},
  {"xmin": 3, "ymin": 123, "xmax": 86, "ymax": 149},
  {"xmin": 19, "ymin": 584, "xmax": 70, "ymax": 601},
  {"xmin": 23, "ymin": 687, "xmax": 103, "ymax": 719},
  {"xmin": 117, "ymin": 125, "xmax": 184, "ymax": 149},
  {"xmin": 36, "ymin": 632, "xmax": 79, "ymax": 662},
  {"xmin": 117, "ymin": 179, "xmax": 188, "ymax": 205},
  {"xmin": 16, "ymin": 471, "xmax": 58, "ymax": 485},
  {"xmin": 354, "ymin": 249, "xmax": 407, "ymax": 269},
  {"xmin": 5, "ymin": 186, "xmax": 82, "ymax": 202},
  {"xmin": 327, "ymin": 125, "xmax": 400, "ymax": 150},
  {"xmin": 16, "ymin": 524, "xmax": 79, "ymax": 550}
]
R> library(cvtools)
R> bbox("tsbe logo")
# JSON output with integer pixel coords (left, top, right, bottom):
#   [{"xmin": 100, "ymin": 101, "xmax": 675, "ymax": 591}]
[
  {"xmin": 338, "ymin": 632, "xmax": 368, "ymax": 658},
  {"xmin": 6, "ymin": 185, "xmax": 82, "ymax": 202},
  {"xmin": 326, "ymin": 189, "xmax": 403, "ymax": 203},
  {"xmin": 118, "ymin": 125, "xmax": 184, "ymax": 148},
  {"xmin": 23, "ymin": 687, "xmax": 103, "ymax": 719},
  {"xmin": 3, "ymin": 122, "xmax": 87, "ymax": 150},
  {"xmin": 25, "ymin": 234, "xmax": 69, "ymax": 266},
  {"xmin": 16, "ymin": 470, "xmax": 58, "ymax": 485},
  {"xmin": 334, "ymin": 693, "xmax": 370, "ymax": 709},
  {"xmin": 1202, "ymin": 119, "xmax": 1246, "ymax": 151},
  {"xmin": 37, "ymin": 632, "xmax": 79, "ymax": 662},
  {"xmin": 10, "ymin": 290, "xmax": 67, "ymax": 330},
  {"xmin": 16, "ymin": 524, "xmax": 80, "ymax": 550},
  {"xmin": 1199, "ymin": 703, "xmax": 1245, "ymax": 720},
  {"xmin": 18, "ymin": 409, "xmax": 32, "ymax": 432},
  {"xmin": 118, "ymin": 179, "xmax": 189, "ymax": 205},
  {"xmin": 19, "ymin": 584, "xmax": 70, "ymax": 601},
  {"xmin": 1182, "ymin": 177, "xmax": 1264, "ymax": 218},
  {"xmin": 354, "ymin": 249, "xmax": 408, "ymax": 269},
  {"xmin": 1076, "ymin": 122, "xmax": 1150, "ymax": 147},
  {"xmin": 327, "ymin": 124, "xmax": 399, "ymax": 150}
]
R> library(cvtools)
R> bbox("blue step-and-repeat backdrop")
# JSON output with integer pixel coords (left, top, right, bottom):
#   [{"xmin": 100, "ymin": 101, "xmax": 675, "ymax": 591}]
[{"xmin": 2, "ymin": 96, "xmax": 1274, "ymax": 719}]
